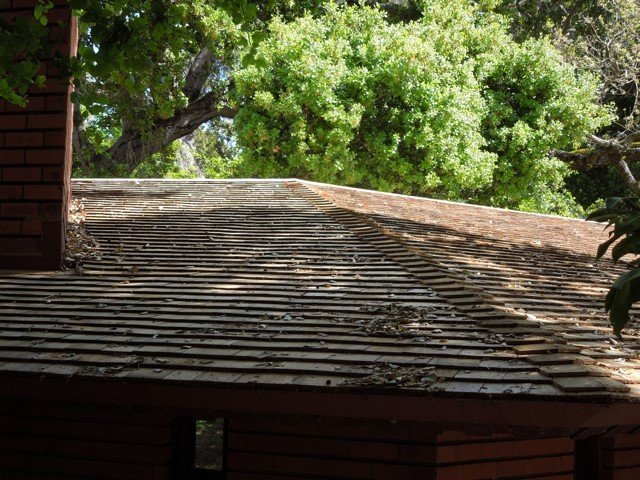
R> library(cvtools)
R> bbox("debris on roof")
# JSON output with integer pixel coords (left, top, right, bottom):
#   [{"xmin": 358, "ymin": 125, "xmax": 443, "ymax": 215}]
[
  {"xmin": 0, "ymin": 179, "xmax": 638, "ymax": 401},
  {"xmin": 64, "ymin": 197, "xmax": 101, "ymax": 271}
]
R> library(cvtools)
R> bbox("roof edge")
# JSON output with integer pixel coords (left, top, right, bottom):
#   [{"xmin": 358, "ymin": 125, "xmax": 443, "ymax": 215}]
[
  {"xmin": 71, "ymin": 177, "xmax": 590, "ymax": 224},
  {"xmin": 72, "ymin": 177, "xmax": 298, "ymax": 183},
  {"xmin": 3, "ymin": 374, "xmax": 640, "ymax": 434}
]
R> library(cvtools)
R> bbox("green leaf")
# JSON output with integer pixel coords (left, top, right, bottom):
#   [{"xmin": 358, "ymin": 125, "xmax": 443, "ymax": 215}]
[
  {"xmin": 596, "ymin": 233, "xmax": 621, "ymax": 260},
  {"xmin": 251, "ymin": 31, "xmax": 266, "ymax": 45},
  {"xmin": 237, "ymin": 34, "xmax": 249, "ymax": 48},
  {"xmin": 605, "ymin": 269, "xmax": 640, "ymax": 338},
  {"xmin": 607, "ymin": 281, "xmax": 630, "ymax": 338},
  {"xmin": 586, "ymin": 207, "xmax": 628, "ymax": 223},
  {"xmin": 612, "ymin": 233, "xmax": 640, "ymax": 263},
  {"xmin": 241, "ymin": 52, "xmax": 253, "ymax": 68},
  {"xmin": 244, "ymin": 4, "xmax": 258, "ymax": 22},
  {"xmin": 615, "ymin": 213, "xmax": 640, "ymax": 235},
  {"xmin": 586, "ymin": 207, "xmax": 610, "ymax": 221},
  {"xmin": 606, "ymin": 197, "xmax": 637, "ymax": 211}
]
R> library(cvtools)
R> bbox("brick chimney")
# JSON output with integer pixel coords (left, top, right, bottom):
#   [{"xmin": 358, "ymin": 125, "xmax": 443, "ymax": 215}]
[{"xmin": 0, "ymin": 0, "xmax": 77, "ymax": 270}]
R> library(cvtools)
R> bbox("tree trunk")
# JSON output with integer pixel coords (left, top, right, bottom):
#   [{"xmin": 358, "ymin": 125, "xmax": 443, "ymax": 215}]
[
  {"xmin": 92, "ymin": 129, "xmax": 149, "ymax": 172},
  {"xmin": 85, "ymin": 47, "xmax": 236, "ymax": 175},
  {"xmin": 90, "ymin": 103, "xmax": 236, "ymax": 174}
]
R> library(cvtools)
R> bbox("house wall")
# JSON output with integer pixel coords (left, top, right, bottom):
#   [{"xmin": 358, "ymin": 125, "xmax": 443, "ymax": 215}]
[
  {"xmin": 0, "ymin": 0, "xmax": 76, "ymax": 270},
  {"xmin": 2, "ymin": 401, "xmax": 640, "ymax": 480},
  {"xmin": 225, "ymin": 416, "xmax": 575, "ymax": 480},
  {"xmin": 601, "ymin": 434, "xmax": 640, "ymax": 480},
  {"xmin": 0, "ymin": 401, "xmax": 172, "ymax": 480}
]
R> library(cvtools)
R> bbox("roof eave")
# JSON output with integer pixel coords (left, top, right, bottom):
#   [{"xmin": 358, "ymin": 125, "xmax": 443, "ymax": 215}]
[{"xmin": 3, "ymin": 374, "xmax": 639, "ymax": 437}]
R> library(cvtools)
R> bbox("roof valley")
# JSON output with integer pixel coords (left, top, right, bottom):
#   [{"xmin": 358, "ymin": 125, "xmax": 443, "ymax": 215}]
[{"xmin": 291, "ymin": 181, "xmax": 629, "ymax": 396}]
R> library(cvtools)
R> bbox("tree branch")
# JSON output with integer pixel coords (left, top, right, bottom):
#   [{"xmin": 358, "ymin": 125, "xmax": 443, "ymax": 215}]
[
  {"xmin": 90, "ymin": 49, "xmax": 238, "ymax": 174},
  {"xmin": 551, "ymin": 133, "xmax": 640, "ymax": 170},
  {"xmin": 92, "ymin": 92, "xmax": 237, "ymax": 173},
  {"xmin": 182, "ymin": 48, "xmax": 215, "ymax": 102},
  {"xmin": 552, "ymin": 132, "xmax": 640, "ymax": 195},
  {"xmin": 613, "ymin": 158, "xmax": 640, "ymax": 195},
  {"xmin": 72, "ymin": 103, "xmax": 94, "ymax": 170},
  {"xmin": 162, "ymin": 90, "xmax": 237, "ymax": 143}
]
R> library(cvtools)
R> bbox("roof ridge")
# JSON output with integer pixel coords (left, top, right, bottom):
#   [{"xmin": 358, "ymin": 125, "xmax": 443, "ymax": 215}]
[
  {"xmin": 289, "ymin": 181, "xmax": 629, "ymax": 397},
  {"xmin": 299, "ymin": 180, "xmax": 588, "ymax": 224}
]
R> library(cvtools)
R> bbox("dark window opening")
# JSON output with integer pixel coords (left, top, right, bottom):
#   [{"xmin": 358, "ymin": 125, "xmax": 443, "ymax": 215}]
[
  {"xmin": 172, "ymin": 417, "xmax": 226, "ymax": 480},
  {"xmin": 575, "ymin": 437, "xmax": 601, "ymax": 480}
]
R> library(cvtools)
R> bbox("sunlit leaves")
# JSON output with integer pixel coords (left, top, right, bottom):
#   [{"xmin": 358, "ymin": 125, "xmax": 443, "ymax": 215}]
[
  {"xmin": 234, "ymin": 1, "xmax": 609, "ymax": 210},
  {"xmin": 478, "ymin": 36, "xmax": 611, "ymax": 214},
  {"xmin": 69, "ymin": 0, "xmax": 242, "ymax": 135},
  {"xmin": 33, "ymin": 1, "xmax": 53, "ymax": 26},
  {"xmin": 234, "ymin": 4, "xmax": 494, "ymax": 194}
]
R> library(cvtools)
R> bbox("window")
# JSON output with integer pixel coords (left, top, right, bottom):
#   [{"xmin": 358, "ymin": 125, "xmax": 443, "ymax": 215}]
[
  {"xmin": 172, "ymin": 417, "xmax": 226, "ymax": 479},
  {"xmin": 575, "ymin": 437, "xmax": 601, "ymax": 480}
]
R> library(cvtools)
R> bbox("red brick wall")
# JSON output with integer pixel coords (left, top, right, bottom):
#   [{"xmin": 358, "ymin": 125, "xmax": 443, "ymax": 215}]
[
  {"xmin": 225, "ymin": 417, "xmax": 575, "ymax": 480},
  {"xmin": 2, "ymin": 403, "xmax": 640, "ymax": 480},
  {"xmin": 0, "ymin": 401, "xmax": 172, "ymax": 480},
  {"xmin": 602, "ymin": 433, "xmax": 640, "ymax": 480},
  {"xmin": 0, "ymin": 0, "xmax": 76, "ymax": 270}
]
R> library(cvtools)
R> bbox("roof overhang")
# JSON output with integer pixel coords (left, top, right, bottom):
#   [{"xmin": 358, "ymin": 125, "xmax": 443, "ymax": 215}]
[{"xmin": 3, "ymin": 374, "xmax": 639, "ymax": 438}]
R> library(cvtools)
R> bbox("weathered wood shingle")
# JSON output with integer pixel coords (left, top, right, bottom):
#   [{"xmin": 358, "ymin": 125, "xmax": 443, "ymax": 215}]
[
  {"xmin": 310, "ymin": 181, "xmax": 640, "ymax": 398},
  {"xmin": 0, "ymin": 179, "xmax": 637, "ymax": 400}
]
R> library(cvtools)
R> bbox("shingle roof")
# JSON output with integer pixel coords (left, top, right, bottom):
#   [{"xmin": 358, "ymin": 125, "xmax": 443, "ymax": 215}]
[{"xmin": 1, "ymin": 179, "xmax": 639, "ymax": 401}]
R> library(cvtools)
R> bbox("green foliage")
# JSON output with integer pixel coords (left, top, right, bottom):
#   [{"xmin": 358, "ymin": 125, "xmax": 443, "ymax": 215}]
[
  {"xmin": 130, "ymin": 142, "xmax": 182, "ymax": 178},
  {"xmin": 235, "ymin": 4, "xmax": 491, "ymax": 197},
  {"xmin": 65, "ymin": 1, "xmax": 330, "ymax": 173},
  {"xmin": 0, "ymin": 0, "xmax": 53, "ymax": 106},
  {"xmin": 1, "ymin": 0, "xmax": 272, "ymax": 133},
  {"xmin": 70, "ymin": 0, "xmax": 239, "ymax": 130},
  {"xmin": 74, "ymin": 137, "xmax": 179, "ymax": 178},
  {"xmin": 566, "ymin": 166, "xmax": 635, "ymax": 211},
  {"xmin": 234, "ymin": 2, "xmax": 610, "ymax": 213},
  {"xmin": 0, "ymin": 0, "xmax": 616, "ymax": 219},
  {"xmin": 115, "ymin": 125, "xmax": 239, "ymax": 179},
  {"xmin": 497, "ymin": 0, "xmax": 640, "ymax": 208},
  {"xmin": 588, "ymin": 197, "xmax": 640, "ymax": 337},
  {"xmin": 477, "ymin": 36, "xmax": 612, "ymax": 211},
  {"xmin": 191, "ymin": 126, "xmax": 239, "ymax": 178}
]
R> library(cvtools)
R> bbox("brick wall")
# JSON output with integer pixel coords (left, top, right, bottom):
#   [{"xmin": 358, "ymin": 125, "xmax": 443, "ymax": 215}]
[
  {"xmin": 2, "ymin": 403, "xmax": 640, "ymax": 480},
  {"xmin": 0, "ymin": 401, "xmax": 172, "ymax": 480},
  {"xmin": 0, "ymin": 0, "xmax": 76, "ymax": 270},
  {"xmin": 602, "ymin": 433, "xmax": 640, "ymax": 480},
  {"xmin": 225, "ymin": 417, "xmax": 575, "ymax": 480}
]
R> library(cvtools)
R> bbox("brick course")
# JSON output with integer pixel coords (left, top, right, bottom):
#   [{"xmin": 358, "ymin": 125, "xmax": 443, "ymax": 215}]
[
  {"xmin": 1, "ymin": 401, "xmax": 639, "ymax": 479},
  {"xmin": 0, "ymin": 0, "xmax": 76, "ymax": 270},
  {"xmin": 0, "ymin": 401, "xmax": 172, "ymax": 480},
  {"xmin": 225, "ymin": 417, "xmax": 577, "ymax": 480},
  {"xmin": 602, "ymin": 433, "xmax": 640, "ymax": 480}
]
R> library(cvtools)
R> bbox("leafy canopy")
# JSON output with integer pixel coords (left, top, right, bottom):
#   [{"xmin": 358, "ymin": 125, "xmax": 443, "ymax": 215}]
[
  {"xmin": 66, "ymin": 0, "xmax": 330, "ymax": 170},
  {"xmin": 70, "ymin": 0, "xmax": 248, "ymax": 129},
  {"xmin": 1, "ymin": 0, "xmax": 287, "ymax": 128},
  {"xmin": 0, "ymin": 0, "xmax": 612, "ymax": 216},
  {"xmin": 234, "ymin": 1, "xmax": 610, "ymax": 213}
]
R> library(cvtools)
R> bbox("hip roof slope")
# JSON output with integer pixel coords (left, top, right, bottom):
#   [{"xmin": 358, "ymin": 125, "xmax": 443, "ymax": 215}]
[
  {"xmin": 310, "ymin": 182, "xmax": 640, "ymax": 398},
  {"xmin": 0, "ymin": 179, "xmax": 637, "ymax": 402}
]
